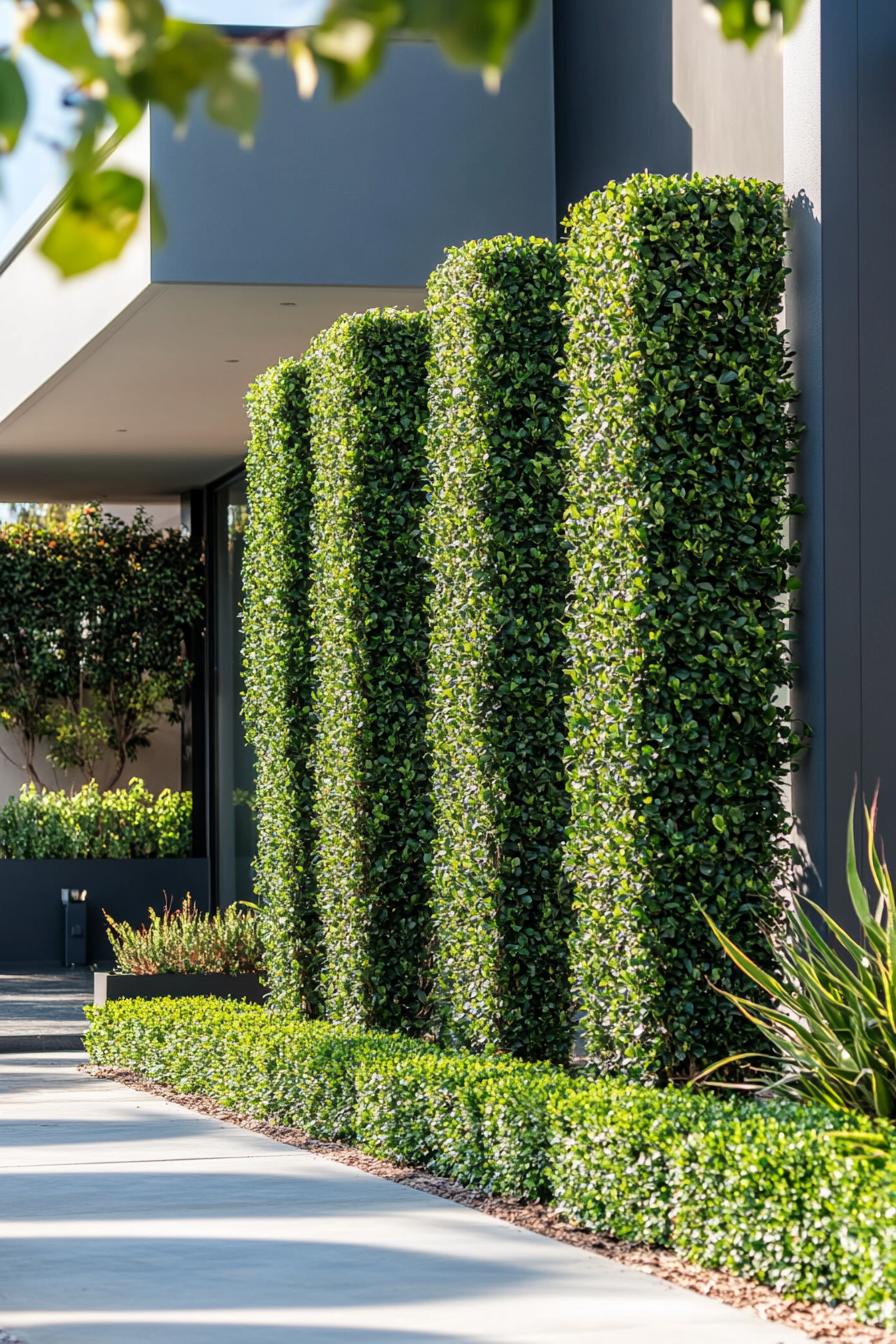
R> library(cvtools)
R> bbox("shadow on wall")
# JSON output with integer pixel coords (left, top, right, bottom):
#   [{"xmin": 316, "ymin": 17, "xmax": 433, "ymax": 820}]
[
  {"xmin": 553, "ymin": 0, "xmax": 692, "ymax": 212},
  {"xmin": 786, "ymin": 188, "xmax": 829, "ymax": 915}
]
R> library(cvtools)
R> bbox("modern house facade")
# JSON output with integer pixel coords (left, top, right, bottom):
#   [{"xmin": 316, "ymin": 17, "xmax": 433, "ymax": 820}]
[{"xmin": 0, "ymin": 0, "xmax": 881, "ymax": 932}]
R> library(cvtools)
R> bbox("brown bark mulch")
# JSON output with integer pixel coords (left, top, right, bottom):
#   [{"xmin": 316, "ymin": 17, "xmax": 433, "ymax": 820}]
[{"xmin": 88, "ymin": 1065, "xmax": 893, "ymax": 1344}]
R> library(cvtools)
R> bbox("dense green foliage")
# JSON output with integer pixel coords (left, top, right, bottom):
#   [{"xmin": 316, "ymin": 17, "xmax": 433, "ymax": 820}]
[
  {"xmin": 0, "ymin": 779, "xmax": 191, "ymax": 859},
  {"xmin": 306, "ymin": 310, "xmax": 431, "ymax": 1034},
  {"xmin": 425, "ymin": 236, "xmax": 570, "ymax": 1061},
  {"xmin": 244, "ymin": 360, "xmax": 318, "ymax": 1013},
  {"xmin": 563, "ymin": 174, "xmax": 799, "ymax": 1079},
  {"xmin": 85, "ymin": 997, "xmax": 896, "ymax": 1329},
  {"xmin": 0, "ymin": 506, "xmax": 202, "ymax": 789},
  {"xmin": 708, "ymin": 796, "xmax": 896, "ymax": 1119},
  {"xmin": 105, "ymin": 893, "xmax": 262, "ymax": 974}
]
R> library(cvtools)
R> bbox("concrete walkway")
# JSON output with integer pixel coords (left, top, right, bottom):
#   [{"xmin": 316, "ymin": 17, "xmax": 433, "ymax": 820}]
[
  {"xmin": 0, "ymin": 1054, "xmax": 810, "ymax": 1344},
  {"xmin": 0, "ymin": 971, "xmax": 92, "ymax": 1052}
]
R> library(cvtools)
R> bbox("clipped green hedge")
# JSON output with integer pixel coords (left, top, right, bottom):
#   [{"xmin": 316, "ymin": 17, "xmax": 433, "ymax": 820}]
[
  {"xmin": 306, "ymin": 309, "xmax": 431, "ymax": 1034},
  {"xmin": 244, "ymin": 360, "xmax": 319, "ymax": 1013},
  {"xmin": 563, "ymin": 174, "xmax": 799, "ymax": 1078},
  {"xmin": 425, "ymin": 236, "xmax": 570, "ymax": 1061},
  {"xmin": 0, "ymin": 779, "xmax": 191, "ymax": 858},
  {"xmin": 84, "ymin": 998, "xmax": 896, "ymax": 1328}
]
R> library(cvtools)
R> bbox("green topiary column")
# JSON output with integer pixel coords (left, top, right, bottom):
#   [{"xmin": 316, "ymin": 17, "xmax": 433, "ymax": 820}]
[
  {"xmin": 244, "ymin": 359, "xmax": 319, "ymax": 1014},
  {"xmin": 425, "ymin": 236, "xmax": 570, "ymax": 1062},
  {"xmin": 307, "ymin": 309, "xmax": 431, "ymax": 1035},
  {"xmin": 563, "ymin": 174, "xmax": 799, "ymax": 1078}
]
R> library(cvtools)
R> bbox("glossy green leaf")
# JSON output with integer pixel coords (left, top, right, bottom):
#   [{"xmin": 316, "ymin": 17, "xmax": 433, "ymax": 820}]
[
  {"xmin": 0, "ymin": 57, "xmax": 27, "ymax": 153},
  {"xmin": 41, "ymin": 169, "xmax": 145, "ymax": 276}
]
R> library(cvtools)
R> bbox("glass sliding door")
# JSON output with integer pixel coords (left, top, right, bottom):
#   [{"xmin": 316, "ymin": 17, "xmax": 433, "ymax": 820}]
[{"xmin": 212, "ymin": 472, "xmax": 257, "ymax": 908}]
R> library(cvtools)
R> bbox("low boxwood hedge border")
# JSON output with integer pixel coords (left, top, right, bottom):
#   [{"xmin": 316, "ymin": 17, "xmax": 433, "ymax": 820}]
[{"xmin": 85, "ymin": 998, "xmax": 896, "ymax": 1329}]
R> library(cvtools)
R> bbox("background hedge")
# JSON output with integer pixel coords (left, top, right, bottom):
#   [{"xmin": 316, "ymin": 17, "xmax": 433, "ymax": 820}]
[
  {"xmin": 307, "ymin": 309, "xmax": 431, "ymax": 1034},
  {"xmin": 0, "ymin": 779, "xmax": 191, "ymax": 859},
  {"xmin": 244, "ymin": 360, "xmax": 319, "ymax": 1013},
  {"xmin": 85, "ymin": 997, "xmax": 896, "ymax": 1330},
  {"xmin": 563, "ymin": 174, "xmax": 799, "ymax": 1078},
  {"xmin": 425, "ymin": 236, "xmax": 570, "ymax": 1061}
]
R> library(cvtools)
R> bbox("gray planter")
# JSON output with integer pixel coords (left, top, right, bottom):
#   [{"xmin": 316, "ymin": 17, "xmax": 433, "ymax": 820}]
[{"xmin": 94, "ymin": 971, "xmax": 265, "ymax": 1005}]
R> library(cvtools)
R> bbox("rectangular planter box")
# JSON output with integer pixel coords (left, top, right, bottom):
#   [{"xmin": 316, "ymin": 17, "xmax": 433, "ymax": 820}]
[
  {"xmin": 94, "ymin": 971, "xmax": 265, "ymax": 1005},
  {"xmin": 0, "ymin": 859, "xmax": 210, "ymax": 966}
]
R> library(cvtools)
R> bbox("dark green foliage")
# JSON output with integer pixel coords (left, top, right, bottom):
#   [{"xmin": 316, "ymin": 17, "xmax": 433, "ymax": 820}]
[
  {"xmin": 0, "ymin": 779, "xmax": 191, "ymax": 858},
  {"xmin": 425, "ymin": 236, "xmax": 571, "ymax": 1061},
  {"xmin": 244, "ymin": 360, "xmax": 319, "ymax": 1013},
  {"xmin": 85, "ymin": 997, "xmax": 896, "ymax": 1328},
  {"xmin": 306, "ymin": 309, "xmax": 431, "ymax": 1034},
  {"xmin": 563, "ymin": 174, "xmax": 799, "ymax": 1078}
]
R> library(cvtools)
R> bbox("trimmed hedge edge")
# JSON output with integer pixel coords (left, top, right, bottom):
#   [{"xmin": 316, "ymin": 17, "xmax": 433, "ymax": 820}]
[{"xmin": 86, "ymin": 998, "xmax": 896, "ymax": 1329}]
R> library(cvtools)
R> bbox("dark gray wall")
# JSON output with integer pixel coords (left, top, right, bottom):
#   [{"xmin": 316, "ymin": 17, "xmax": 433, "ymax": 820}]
[
  {"xmin": 0, "ymin": 860, "xmax": 209, "ymax": 965},
  {"xmin": 151, "ymin": 5, "xmax": 557, "ymax": 286},
  {"xmin": 786, "ymin": 0, "xmax": 896, "ymax": 925},
  {"xmin": 553, "ymin": 0, "xmax": 782, "ymax": 222},
  {"xmin": 553, "ymin": 0, "xmax": 691, "ymax": 217}
]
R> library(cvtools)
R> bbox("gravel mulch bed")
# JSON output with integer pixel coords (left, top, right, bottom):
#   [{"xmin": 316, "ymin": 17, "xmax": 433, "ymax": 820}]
[{"xmin": 89, "ymin": 1065, "xmax": 894, "ymax": 1344}]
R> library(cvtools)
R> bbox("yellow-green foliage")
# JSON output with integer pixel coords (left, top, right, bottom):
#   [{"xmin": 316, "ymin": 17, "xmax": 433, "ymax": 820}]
[{"xmin": 0, "ymin": 779, "xmax": 191, "ymax": 858}]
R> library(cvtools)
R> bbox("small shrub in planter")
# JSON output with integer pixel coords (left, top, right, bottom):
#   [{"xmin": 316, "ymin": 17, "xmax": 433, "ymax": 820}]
[{"xmin": 104, "ymin": 894, "xmax": 263, "ymax": 975}]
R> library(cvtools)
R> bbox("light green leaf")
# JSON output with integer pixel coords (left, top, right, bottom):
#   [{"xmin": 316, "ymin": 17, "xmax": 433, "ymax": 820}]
[{"xmin": 41, "ymin": 170, "xmax": 145, "ymax": 277}]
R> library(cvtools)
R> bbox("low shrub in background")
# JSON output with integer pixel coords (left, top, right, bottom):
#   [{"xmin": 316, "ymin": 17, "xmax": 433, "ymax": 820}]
[
  {"xmin": 84, "ymin": 997, "xmax": 896, "ymax": 1328},
  {"xmin": 306, "ymin": 309, "xmax": 431, "ymax": 1035},
  {"xmin": 244, "ymin": 360, "xmax": 319, "ymax": 1013},
  {"xmin": 425, "ymin": 235, "xmax": 570, "ymax": 1062},
  {"xmin": 563, "ymin": 174, "xmax": 800, "ymax": 1079},
  {"xmin": 104, "ymin": 894, "xmax": 263, "ymax": 975},
  {"xmin": 0, "ymin": 779, "xmax": 192, "ymax": 859}
]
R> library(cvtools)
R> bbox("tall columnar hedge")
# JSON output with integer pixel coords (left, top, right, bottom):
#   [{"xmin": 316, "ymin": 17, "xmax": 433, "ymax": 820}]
[
  {"xmin": 563, "ymin": 175, "xmax": 799, "ymax": 1078},
  {"xmin": 425, "ymin": 236, "xmax": 570, "ymax": 1062},
  {"xmin": 244, "ymin": 360, "xmax": 319, "ymax": 1013},
  {"xmin": 307, "ymin": 309, "xmax": 431, "ymax": 1035}
]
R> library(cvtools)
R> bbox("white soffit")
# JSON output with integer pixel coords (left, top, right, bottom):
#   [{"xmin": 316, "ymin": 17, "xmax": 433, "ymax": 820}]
[{"xmin": 0, "ymin": 281, "xmax": 423, "ymax": 499}]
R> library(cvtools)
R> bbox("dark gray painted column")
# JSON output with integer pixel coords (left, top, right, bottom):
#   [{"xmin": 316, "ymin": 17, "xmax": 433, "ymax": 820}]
[
  {"xmin": 787, "ymin": 0, "xmax": 896, "ymax": 922},
  {"xmin": 552, "ymin": 0, "xmax": 691, "ymax": 219}
]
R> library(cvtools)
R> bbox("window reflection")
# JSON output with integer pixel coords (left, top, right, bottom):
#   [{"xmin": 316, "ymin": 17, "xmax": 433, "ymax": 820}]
[{"xmin": 214, "ymin": 475, "xmax": 256, "ymax": 907}]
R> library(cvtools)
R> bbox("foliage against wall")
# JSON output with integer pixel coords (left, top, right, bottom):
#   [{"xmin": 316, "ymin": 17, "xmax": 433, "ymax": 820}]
[
  {"xmin": 425, "ymin": 237, "xmax": 571, "ymax": 1061},
  {"xmin": 307, "ymin": 309, "xmax": 431, "ymax": 1035},
  {"xmin": 563, "ymin": 174, "xmax": 799, "ymax": 1079},
  {"xmin": 243, "ymin": 361, "xmax": 319, "ymax": 1013}
]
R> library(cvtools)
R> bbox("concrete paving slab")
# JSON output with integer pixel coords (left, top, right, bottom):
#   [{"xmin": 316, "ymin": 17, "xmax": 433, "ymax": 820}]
[
  {"xmin": 0, "ymin": 1054, "xmax": 811, "ymax": 1344},
  {"xmin": 0, "ymin": 971, "xmax": 92, "ymax": 1053}
]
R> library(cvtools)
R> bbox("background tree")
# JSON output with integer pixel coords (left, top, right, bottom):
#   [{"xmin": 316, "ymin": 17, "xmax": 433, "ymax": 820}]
[
  {"xmin": 0, "ymin": 506, "xmax": 203, "ymax": 789},
  {"xmin": 0, "ymin": 0, "xmax": 805, "ymax": 277}
]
